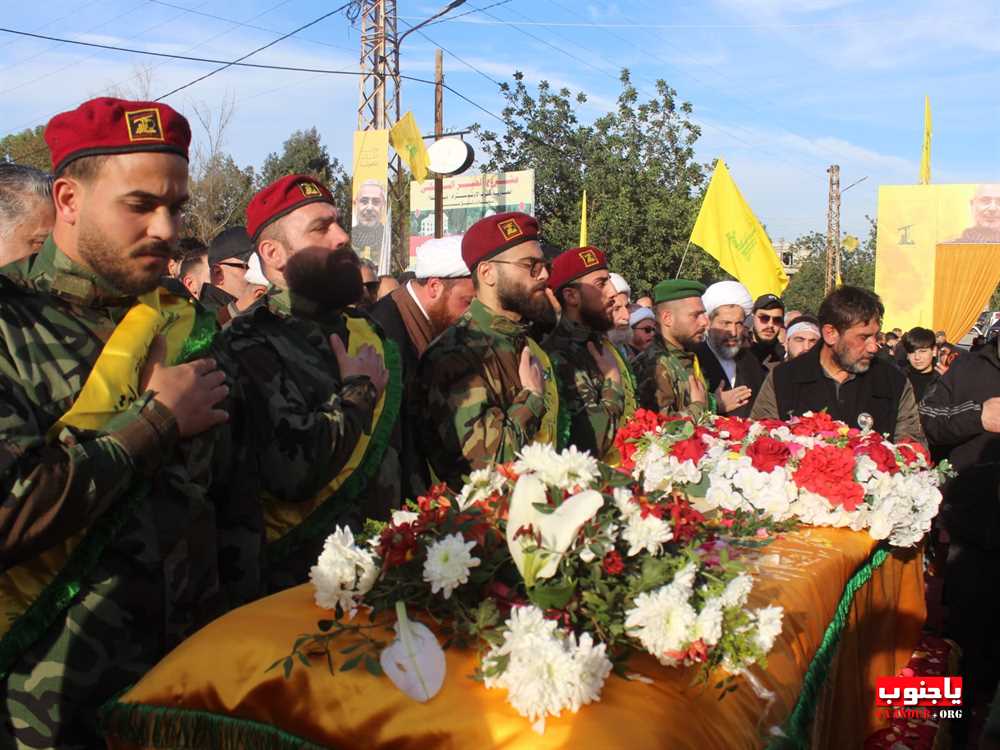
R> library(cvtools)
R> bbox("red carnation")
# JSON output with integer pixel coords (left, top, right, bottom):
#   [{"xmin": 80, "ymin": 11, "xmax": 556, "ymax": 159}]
[
  {"xmin": 668, "ymin": 496, "xmax": 705, "ymax": 544},
  {"xmin": 377, "ymin": 522, "xmax": 421, "ymax": 570},
  {"xmin": 792, "ymin": 445, "xmax": 865, "ymax": 511},
  {"xmin": 896, "ymin": 440, "xmax": 930, "ymax": 466},
  {"xmin": 746, "ymin": 436, "xmax": 792, "ymax": 473},
  {"xmin": 855, "ymin": 437, "xmax": 900, "ymax": 475},
  {"xmin": 613, "ymin": 409, "xmax": 670, "ymax": 470},
  {"xmin": 670, "ymin": 436, "xmax": 708, "ymax": 464},
  {"xmin": 790, "ymin": 411, "xmax": 842, "ymax": 437},
  {"xmin": 602, "ymin": 550, "xmax": 625, "ymax": 575},
  {"xmin": 713, "ymin": 416, "xmax": 751, "ymax": 442}
]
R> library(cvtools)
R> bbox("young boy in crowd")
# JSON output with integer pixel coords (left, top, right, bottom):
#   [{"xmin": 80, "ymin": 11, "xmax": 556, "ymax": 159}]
[{"xmin": 901, "ymin": 326, "xmax": 938, "ymax": 402}]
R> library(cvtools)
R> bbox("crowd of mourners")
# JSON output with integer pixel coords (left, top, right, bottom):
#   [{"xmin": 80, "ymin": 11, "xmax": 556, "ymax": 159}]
[{"xmin": 1, "ymin": 96, "xmax": 999, "ymax": 748}]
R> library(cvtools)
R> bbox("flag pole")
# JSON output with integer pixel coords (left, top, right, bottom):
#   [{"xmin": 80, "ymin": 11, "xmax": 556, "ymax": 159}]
[{"xmin": 675, "ymin": 240, "xmax": 692, "ymax": 278}]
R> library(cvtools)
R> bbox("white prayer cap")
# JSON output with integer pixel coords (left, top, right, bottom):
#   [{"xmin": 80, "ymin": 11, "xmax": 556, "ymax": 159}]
[
  {"xmin": 608, "ymin": 272, "xmax": 630, "ymax": 297},
  {"xmin": 414, "ymin": 236, "xmax": 470, "ymax": 279},
  {"xmin": 629, "ymin": 306, "xmax": 655, "ymax": 327},
  {"xmin": 245, "ymin": 253, "xmax": 268, "ymax": 286},
  {"xmin": 702, "ymin": 280, "xmax": 753, "ymax": 318}
]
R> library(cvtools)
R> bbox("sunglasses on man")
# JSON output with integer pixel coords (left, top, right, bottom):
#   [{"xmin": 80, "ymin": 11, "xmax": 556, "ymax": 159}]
[{"xmin": 756, "ymin": 312, "xmax": 784, "ymax": 325}]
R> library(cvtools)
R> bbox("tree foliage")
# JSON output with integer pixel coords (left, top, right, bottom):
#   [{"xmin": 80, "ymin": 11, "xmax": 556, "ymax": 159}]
[
  {"xmin": 259, "ymin": 127, "xmax": 352, "ymax": 226},
  {"xmin": 474, "ymin": 70, "xmax": 721, "ymax": 292},
  {"xmin": 0, "ymin": 126, "xmax": 50, "ymax": 172}
]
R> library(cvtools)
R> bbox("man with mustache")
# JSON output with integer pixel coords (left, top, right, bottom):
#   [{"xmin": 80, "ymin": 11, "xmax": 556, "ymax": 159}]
[
  {"xmin": 751, "ymin": 285, "xmax": 925, "ymax": 443},
  {"xmin": 224, "ymin": 174, "xmax": 400, "ymax": 591},
  {"xmin": 633, "ymin": 279, "xmax": 712, "ymax": 417},
  {"xmin": 695, "ymin": 281, "xmax": 763, "ymax": 418},
  {"xmin": 542, "ymin": 246, "xmax": 634, "ymax": 461},
  {"xmin": 0, "ymin": 97, "xmax": 242, "ymax": 747},
  {"xmin": 351, "ymin": 179, "xmax": 386, "ymax": 260},
  {"xmin": 750, "ymin": 293, "xmax": 786, "ymax": 369},
  {"xmin": 415, "ymin": 212, "xmax": 559, "ymax": 489},
  {"xmin": 370, "ymin": 235, "xmax": 473, "ymax": 498}
]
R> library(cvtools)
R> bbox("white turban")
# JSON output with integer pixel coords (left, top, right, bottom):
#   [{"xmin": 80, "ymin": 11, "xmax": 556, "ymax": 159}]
[
  {"xmin": 702, "ymin": 280, "xmax": 753, "ymax": 318},
  {"xmin": 414, "ymin": 236, "xmax": 470, "ymax": 279},
  {"xmin": 608, "ymin": 272, "xmax": 630, "ymax": 297},
  {"xmin": 244, "ymin": 253, "xmax": 268, "ymax": 286},
  {"xmin": 629, "ymin": 306, "xmax": 655, "ymax": 327}
]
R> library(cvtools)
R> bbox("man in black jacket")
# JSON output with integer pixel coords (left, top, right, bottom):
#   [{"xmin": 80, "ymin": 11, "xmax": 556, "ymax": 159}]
[
  {"xmin": 751, "ymin": 285, "xmax": 924, "ymax": 443},
  {"xmin": 920, "ymin": 336, "xmax": 1000, "ymax": 719}
]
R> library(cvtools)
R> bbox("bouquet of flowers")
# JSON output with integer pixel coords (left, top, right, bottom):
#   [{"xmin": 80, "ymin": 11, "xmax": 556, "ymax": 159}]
[
  {"xmin": 280, "ymin": 444, "xmax": 785, "ymax": 734},
  {"xmin": 616, "ymin": 409, "xmax": 948, "ymax": 549}
]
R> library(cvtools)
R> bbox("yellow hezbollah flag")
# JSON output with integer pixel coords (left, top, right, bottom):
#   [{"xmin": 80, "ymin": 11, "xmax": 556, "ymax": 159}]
[
  {"xmin": 689, "ymin": 159, "xmax": 788, "ymax": 298},
  {"xmin": 390, "ymin": 112, "xmax": 429, "ymax": 181},
  {"xmin": 579, "ymin": 189, "xmax": 588, "ymax": 246},
  {"xmin": 920, "ymin": 96, "xmax": 932, "ymax": 185}
]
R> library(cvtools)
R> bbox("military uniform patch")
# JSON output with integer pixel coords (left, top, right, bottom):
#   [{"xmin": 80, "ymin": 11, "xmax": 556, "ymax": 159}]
[
  {"xmin": 125, "ymin": 108, "xmax": 165, "ymax": 142},
  {"xmin": 498, "ymin": 218, "xmax": 523, "ymax": 241},
  {"xmin": 579, "ymin": 249, "xmax": 599, "ymax": 268}
]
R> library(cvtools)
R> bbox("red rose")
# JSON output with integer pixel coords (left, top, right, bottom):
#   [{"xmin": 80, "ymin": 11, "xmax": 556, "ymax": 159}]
[
  {"xmin": 746, "ymin": 436, "xmax": 792, "ymax": 473},
  {"xmin": 713, "ymin": 416, "xmax": 751, "ymax": 442},
  {"xmin": 602, "ymin": 550, "xmax": 625, "ymax": 575},
  {"xmin": 670, "ymin": 436, "xmax": 708, "ymax": 464},
  {"xmin": 792, "ymin": 445, "xmax": 865, "ymax": 511}
]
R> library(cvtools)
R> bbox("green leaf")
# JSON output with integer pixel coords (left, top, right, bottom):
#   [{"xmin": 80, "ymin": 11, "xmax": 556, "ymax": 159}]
[
  {"xmin": 364, "ymin": 654, "xmax": 384, "ymax": 677},
  {"xmin": 297, "ymin": 652, "xmax": 311, "ymax": 668},
  {"xmin": 340, "ymin": 643, "xmax": 363, "ymax": 654},
  {"xmin": 282, "ymin": 657, "xmax": 293, "ymax": 679},
  {"xmin": 531, "ymin": 502, "xmax": 556, "ymax": 515},
  {"xmin": 341, "ymin": 654, "xmax": 363, "ymax": 672},
  {"xmin": 527, "ymin": 580, "xmax": 576, "ymax": 609}
]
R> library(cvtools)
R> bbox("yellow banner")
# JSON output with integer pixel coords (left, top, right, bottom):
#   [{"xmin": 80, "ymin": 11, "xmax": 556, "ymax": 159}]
[
  {"xmin": 351, "ymin": 130, "xmax": 390, "ymax": 262},
  {"xmin": 689, "ymin": 159, "xmax": 788, "ymax": 299},
  {"xmin": 875, "ymin": 183, "xmax": 1000, "ymax": 331},
  {"xmin": 389, "ymin": 112, "xmax": 429, "ymax": 182}
]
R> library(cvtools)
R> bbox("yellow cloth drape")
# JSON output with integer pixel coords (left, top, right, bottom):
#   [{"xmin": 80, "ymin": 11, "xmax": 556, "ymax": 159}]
[
  {"xmin": 933, "ymin": 243, "xmax": 1000, "ymax": 343},
  {"xmin": 263, "ymin": 317, "xmax": 389, "ymax": 544},
  {"xmin": 602, "ymin": 341, "xmax": 636, "ymax": 466},
  {"xmin": 525, "ymin": 338, "xmax": 560, "ymax": 447},
  {"xmin": 106, "ymin": 528, "xmax": 924, "ymax": 750}
]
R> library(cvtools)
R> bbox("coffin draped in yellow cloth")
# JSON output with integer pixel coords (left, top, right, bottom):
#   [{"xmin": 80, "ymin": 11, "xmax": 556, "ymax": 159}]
[{"xmin": 101, "ymin": 528, "xmax": 925, "ymax": 750}]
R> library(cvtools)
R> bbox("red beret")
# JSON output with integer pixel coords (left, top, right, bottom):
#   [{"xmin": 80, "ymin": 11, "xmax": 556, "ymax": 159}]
[
  {"xmin": 548, "ymin": 246, "xmax": 608, "ymax": 291},
  {"xmin": 461, "ymin": 211, "xmax": 538, "ymax": 269},
  {"xmin": 45, "ymin": 97, "xmax": 190, "ymax": 175},
  {"xmin": 246, "ymin": 174, "xmax": 336, "ymax": 242}
]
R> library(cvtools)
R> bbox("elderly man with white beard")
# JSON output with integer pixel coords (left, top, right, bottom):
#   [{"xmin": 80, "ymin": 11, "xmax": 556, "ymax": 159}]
[{"xmin": 694, "ymin": 280, "xmax": 764, "ymax": 418}]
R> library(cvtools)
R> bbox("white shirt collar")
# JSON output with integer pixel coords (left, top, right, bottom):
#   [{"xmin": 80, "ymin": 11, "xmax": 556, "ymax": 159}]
[{"xmin": 406, "ymin": 280, "xmax": 431, "ymax": 321}]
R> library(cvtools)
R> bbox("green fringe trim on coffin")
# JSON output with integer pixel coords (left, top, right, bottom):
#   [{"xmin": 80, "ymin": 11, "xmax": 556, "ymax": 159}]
[
  {"xmin": 100, "ymin": 697, "xmax": 336, "ymax": 750},
  {"xmin": 0, "ymin": 305, "xmax": 220, "ymax": 681},
  {"xmin": 767, "ymin": 544, "xmax": 891, "ymax": 750},
  {"xmin": 265, "ymin": 337, "xmax": 403, "ymax": 564}
]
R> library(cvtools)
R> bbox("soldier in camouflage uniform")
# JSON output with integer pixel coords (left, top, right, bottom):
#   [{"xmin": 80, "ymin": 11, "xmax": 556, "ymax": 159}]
[
  {"xmin": 0, "ymin": 98, "xmax": 256, "ymax": 748},
  {"xmin": 223, "ymin": 175, "xmax": 400, "ymax": 592},
  {"xmin": 542, "ymin": 246, "xmax": 634, "ymax": 460},
  {"xmin": 633, "ymin": 279, "xmax": 714, "ymax": 418},
  {"xmin": 415, "ymin": 212, "xmax": 559, "ymax": 489}
]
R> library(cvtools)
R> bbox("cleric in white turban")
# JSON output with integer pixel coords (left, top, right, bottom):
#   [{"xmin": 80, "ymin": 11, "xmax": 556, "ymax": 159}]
[{"xmin": 414, "ymin": 235, "xmax": 470, "ymax": 279}]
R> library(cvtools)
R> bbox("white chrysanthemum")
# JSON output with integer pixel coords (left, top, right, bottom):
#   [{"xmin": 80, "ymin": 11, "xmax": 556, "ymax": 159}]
[
  {"xmin": 483, "ymin": 606, "xmax": 612, "ymax": 734},
  {"xmin": 310, "ymin": 526, "xmax": 379, "ymax": 618},
  {"xmin": 694, "ymin": 598, "xmax": 724, "ymax": 647},
  {"xmin": 456, "ymin": 467, "xmax": 509, "ymax": 510},
  {"xmin": 622, "ymin": 513, "xmax": 673, "ymax": 557},
  {"xmin": 624, "ymin": 563, "xmax": 699, "ymax": 664},
  {"xmin": 513, "ymin": 443, "xmax": 565, "ymax": 486},
  {"xmin": 613, "ymin": 487, "xmax": 639, "ymax": 520},
  {"xmin": 634, "ymin": 443, "xmax": 703, "ymax": 494},
  {"xmin": 422, "ymin": 533, "xmax": 480, "ymax": 599},
  {"xmin": 558, "ymin": 445, "xmax": 601, "ymax": 489},
  {"xmin": 391, "ymin": 509, "xmax": 420, "ymax": 526},
  {"xmin": 753, "ymin": 605, "xmax": 784, "ymax": 653},
  {"xmin": 719, "ymin": 572, "xmax": 753, "ymax": 609}
]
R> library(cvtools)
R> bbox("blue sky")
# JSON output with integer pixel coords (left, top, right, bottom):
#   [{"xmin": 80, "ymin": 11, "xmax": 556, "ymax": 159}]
[{"xmin": 1, "ymin": 0, "xmax": 997, "ymax": 243}]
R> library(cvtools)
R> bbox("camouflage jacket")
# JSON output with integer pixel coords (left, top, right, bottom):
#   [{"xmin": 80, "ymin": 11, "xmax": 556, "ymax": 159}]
[
  {"xmin": 633, "ymin": 335, "xmax": 711, "ymax": 418},
  {"xmin": 0, "ymin": 238, "xmax": 259, "ymax": 747},
  {"xmin": 542, "ymin": 316, "xmax": 626, "ymax": 458},
  {"xmin": 222, "ymin": 286, "xmax": 401, "ymax": 592},
  {"xmin": 415, "ymin": 298, "xmax": 550, "ymax": 489}
]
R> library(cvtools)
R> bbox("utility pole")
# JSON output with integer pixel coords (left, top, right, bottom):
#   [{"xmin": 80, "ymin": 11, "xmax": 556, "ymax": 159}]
[
  {"xmin": 357, "ymin": 0, "xmax": 404, "ymax": 268},
  {"xmin": 826, "ymin": 164, "xmax": 841, "ymax": 294},
  {"xmin": 434, "ymin": 49, "xmax": 444, "ymax": 238}
]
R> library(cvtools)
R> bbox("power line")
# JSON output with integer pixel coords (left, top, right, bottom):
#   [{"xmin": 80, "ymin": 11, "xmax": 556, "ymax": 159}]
[{"xmin": 154, "ymin": 3, "xmax": 360, "ymax": 100}]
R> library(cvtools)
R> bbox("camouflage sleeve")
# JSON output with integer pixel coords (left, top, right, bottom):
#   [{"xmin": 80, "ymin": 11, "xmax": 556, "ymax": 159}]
[
  {"xmin": 419, "ymin": 350, "xmax": 545, "ymax": 483},
  {"xmin": 654, "ymin": 356, "xmax": 707, "ymax": 419},
  {"xmin": 563, "ymin": 365, "xmax": 625, "ymax": 458},
  {"xmin": 223, "ymin": 332, "xmax": 378, "ymax": 502},
  {"xmin": 0, "ymin": 380, "xmax": 177, "ymax": 570}
]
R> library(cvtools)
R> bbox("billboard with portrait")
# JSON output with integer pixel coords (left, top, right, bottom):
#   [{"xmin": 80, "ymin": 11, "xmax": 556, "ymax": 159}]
[
  {"xmin": 408, "ymin": 170, "xmax": 535, "ymax": 260},
  {"xmin": 875, "ymin": 184, "xmax": 1000, "ymax": 332},
  {"xmin": 351, "ymin": 130, "xmax": 390, "ymax": 262}
]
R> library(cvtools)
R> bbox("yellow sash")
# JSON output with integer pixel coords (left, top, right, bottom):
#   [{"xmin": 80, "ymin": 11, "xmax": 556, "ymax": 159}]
[
  {"xmin": 262, "ymin": 317, "xmax": 390, "ymax": 544},
  {"xmin": 525, "ymin": 338, "xmax": 559, "ymax": 447},
  {"xmin": 1, "ymin": 290, "xmax": 201, "ymax": 644}
]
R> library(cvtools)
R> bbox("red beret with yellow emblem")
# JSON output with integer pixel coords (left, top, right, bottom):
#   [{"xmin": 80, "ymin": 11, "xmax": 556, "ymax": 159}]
[
  {"xmin": 246, "ymin": 174, "xmax": 337, "ymax": 242},
  {"xmin": 461, "ymin": 211, "xmax": 538, "ymax": 269},
  {"xmin": 45, "ymin": 97, "xmax": 191, "ymax": 175},
  {"xmin": 548, "ymin": 246, "xmax": 608, "ymax": 291}
]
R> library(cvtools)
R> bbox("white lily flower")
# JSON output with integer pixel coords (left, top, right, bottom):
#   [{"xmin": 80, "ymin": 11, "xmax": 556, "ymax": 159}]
[{"xmin": 380, "ymin": 601, "xmax": 446, "ymax": 702}]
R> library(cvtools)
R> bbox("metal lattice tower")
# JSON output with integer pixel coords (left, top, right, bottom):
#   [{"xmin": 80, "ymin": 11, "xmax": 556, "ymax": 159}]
[
  {"xmin": 826, "ymin": 164, "xmax": 841, "ymax": 294},
  {"xmin": 357, "ymin": 0, "xmax": 405, "ymax": 269}
]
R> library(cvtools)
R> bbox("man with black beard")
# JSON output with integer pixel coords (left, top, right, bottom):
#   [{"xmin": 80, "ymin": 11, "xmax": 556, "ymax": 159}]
[
  {"xmin": 370, "ymin": 235, "xmax": 473, "ymax": 497},
  {"xmin": 749, "ymin": 293, "xmax": 786, "ymax": 369},
  {"xmin": 223, "ymin": 174, "xmax": 400, "ymax": 591},
  {"xmin": 751, "ymin": 285, "xmax": 925, "ymax": 443},
  {"xmin": 542, "ymin": 246, "xmax": 635, "ymax": 461},
  {"xmin": 415, "ymin": 212, "xmax": 559, "ymax": 489}
]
